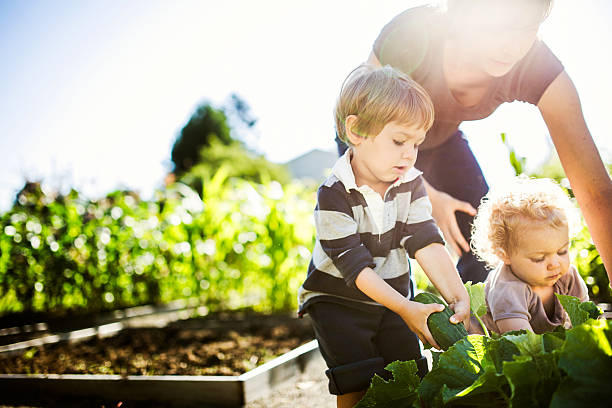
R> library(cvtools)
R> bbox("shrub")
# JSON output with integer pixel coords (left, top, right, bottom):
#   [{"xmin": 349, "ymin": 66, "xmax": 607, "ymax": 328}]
[{"xmin": 0, "ymin": 175, "xmax": 316, "ymax": 316}]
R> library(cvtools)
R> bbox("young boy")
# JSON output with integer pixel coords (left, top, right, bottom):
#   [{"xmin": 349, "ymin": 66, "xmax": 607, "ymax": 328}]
[
  {"xmin": 470, "ymin": 177, "xmax": 589, "ymax": 334},
  {"xmin": 298, "ymin": 65, "xmax": 470, "ymax": 408}
]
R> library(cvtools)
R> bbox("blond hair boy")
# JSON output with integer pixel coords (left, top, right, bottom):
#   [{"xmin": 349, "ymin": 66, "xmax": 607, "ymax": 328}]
[{"xmin": 298, "ymin": 65, "xmax": 470, "ymax": 408}]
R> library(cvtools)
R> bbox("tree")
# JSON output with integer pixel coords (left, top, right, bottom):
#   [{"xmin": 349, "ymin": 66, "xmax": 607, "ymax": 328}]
[
  {"xmin": 169, "ymin": 95, "xmax": 290, "ymax": 196},
  {"xmin": 181, "ymin": 140, "xmax": 290, "ymax": 195},
  {"xmin": 170, "ymin": 103, "xmax": 231, "ymax": 176}
]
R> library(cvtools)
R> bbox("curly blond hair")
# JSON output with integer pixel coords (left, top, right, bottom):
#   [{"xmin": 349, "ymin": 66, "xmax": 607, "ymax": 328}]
[{"xmin": 471, "ymin": 176, "xmax": 578, "ymax": 268}]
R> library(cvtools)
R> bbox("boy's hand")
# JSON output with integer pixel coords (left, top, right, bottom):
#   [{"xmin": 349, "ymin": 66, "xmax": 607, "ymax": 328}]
[
  {"xmin": 448, "ymin": 299, "xmax": 471, "ymax": 330},
  {"xmin": 397, "ymin": 299, "xmax": 445, "ymax": 350}
]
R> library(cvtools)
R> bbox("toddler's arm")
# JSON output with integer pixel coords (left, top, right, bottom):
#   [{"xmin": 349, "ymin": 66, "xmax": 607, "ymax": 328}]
[
  {"xmin": 415, "ymin": 243, "xmax": 471, "ymax": 326},
  {"xmin": 355, "ymin": 267, "xmax": 445, "ymax": 349},
  {"xmin": 496, "ymin": 318, "xmax": 532, "ymax": 333}
]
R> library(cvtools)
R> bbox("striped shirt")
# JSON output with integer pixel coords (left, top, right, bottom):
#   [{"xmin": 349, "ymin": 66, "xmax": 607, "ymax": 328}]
[{"xmin": 298, "ymin": 150, "xmax": 444, "ymax": 314}]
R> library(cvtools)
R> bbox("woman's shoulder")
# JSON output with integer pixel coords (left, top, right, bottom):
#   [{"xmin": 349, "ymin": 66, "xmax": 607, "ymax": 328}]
[
  {"xmin": 374, "ymin": 6, "xmax": 444, "ymax": 74},
  {"xmin": 378, "ymin": 5, "xmax": 444, "ymax": 37},
  {"xmin": 389, "ymin": 5, "xmax": 441, "ymax": 22},
  {"xmin": 503, "ymin": 39, "xmax": 564, "ymax": 105}
]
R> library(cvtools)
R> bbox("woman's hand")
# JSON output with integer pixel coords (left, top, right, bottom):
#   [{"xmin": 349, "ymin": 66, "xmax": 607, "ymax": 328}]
[
  {"xmin": 396, "ymin": 299, "xmax": 446, "ymax": 350},
  {"xmin": 426, "ymin": 185, "xmax": 476, "ymax": 257}
]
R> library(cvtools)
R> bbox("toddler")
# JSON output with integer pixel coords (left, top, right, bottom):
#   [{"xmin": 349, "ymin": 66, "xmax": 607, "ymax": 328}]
[{"xmin": 471, "ymin": 177, "xmax": 589, "ymax": 334}]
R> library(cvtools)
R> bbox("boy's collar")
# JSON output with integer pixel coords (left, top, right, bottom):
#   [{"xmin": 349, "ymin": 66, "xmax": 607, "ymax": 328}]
[{"xmin": 332, "ymin": 147, "xmax": 422, "ymax": 193}]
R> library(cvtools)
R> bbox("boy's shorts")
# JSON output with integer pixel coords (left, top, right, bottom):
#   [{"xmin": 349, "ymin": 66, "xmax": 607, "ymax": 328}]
[{"xmin": 307, "ymin": 301, "xmax": 428, "ymax": 395}]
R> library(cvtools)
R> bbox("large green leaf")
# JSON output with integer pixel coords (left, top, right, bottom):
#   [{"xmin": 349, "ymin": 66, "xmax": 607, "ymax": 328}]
[
  {"xmin": 356, "ymin": 360, "xmax": 420, "ymax": 408},
  {"xmin": 355, "ymin": 319, "xmax": 611, "ymax": 408},
  {"xmin": 542, "ymin": 329, "xmax": 566, "ymax": 353},
  {"xmin": 465, "ymin": 281, "xmax": 487, "ymax": 317},
  {"xmin": 555, "ymin": 294, "xmax": 602, "ymax": 327},
  {"xmin": 465, "ymin": 281, "xmax": 489, "ymax": 336},
  {"xmin": 430, "ymin": 350, "xmax": 441, "ymax": 370},
  {"xmin": 550, "ymin": 319, "xmax": 612, "ymax": 408},
  {"xmin": 419, "ymin": 336, "xmax": 486, "ymax": 405},
  {"xmin": 484, "ymin": 337, "xmax": 523, "ymax": 374},
  {"xmin": 503, "ymin": 352, "xmax": 561, "ymax": 408},
  {"xmin": 443, "ymin": 366, "xmax": 510, "ymax": 406},
  {"xmin": 503, "ymin": 330, "xmax": 544, "ymax": 357},
  {"xmin": 419, "ymin": 335, "xmax": 519, "ymax": 407}
]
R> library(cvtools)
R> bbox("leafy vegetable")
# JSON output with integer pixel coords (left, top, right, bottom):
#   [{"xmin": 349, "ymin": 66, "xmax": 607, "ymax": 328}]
[
  {"xmin": 465, "ymin": 281, "xmax": 487, "ymax": 317},
  {"xmin": 355, "ymin": 360, "xmax": 420, "ymax": 408},
  {"xmin": 503, "ymin": 351, "xmax": 561, "ymax": 407},
  {"xmin": 551, "ymin": 319, "xmax": 612, "ymax": 408},
  {"xmin": 419, "ymin": 335, "xmax": 517, "ymax": 407},
  {"xmin": 0, "ymin": 177, "xmax": 315, "ymax": 315},
  {"xmin": 357, "ymin": 299, "xmax": 611, "ymax": 408},
  {"xmin": 555, "ymin": 294, "xmax": 602, "ymax": 327},
  {"xmin": 414, "ymin": 292, "xmax": 468, "ymax": 351},
  {"xmin": 465, "ymin": 281, "xmax": 489, "ymax": 337}
]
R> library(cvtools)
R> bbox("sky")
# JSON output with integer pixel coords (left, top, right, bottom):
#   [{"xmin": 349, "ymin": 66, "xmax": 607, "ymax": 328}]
[{"xmin": 1, "ymin": 0, "xmax": 611, "ymax": 211}]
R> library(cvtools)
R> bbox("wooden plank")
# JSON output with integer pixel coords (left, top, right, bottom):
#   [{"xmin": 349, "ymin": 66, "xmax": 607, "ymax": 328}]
[
  {"xmin": 0, "ymin": 374, "xmax": 244, "ymax": 407},
  {"xmin": 0, "ymin": 309, "xmax": 318, "ymax": 406},
  {"xmin": 0, "ymin": 322, "xmax": 123, "ymax": 356},
  {"xmin": 241, "ymin": 340, "xmax": 321, "ymax": 402},
  {"xmin": 0, "ymin": 305, "xmax": 202, "ymax": 356},
  {"xmin": 0, "ymin": 341, "xmax": 322, "ymax": 407}
]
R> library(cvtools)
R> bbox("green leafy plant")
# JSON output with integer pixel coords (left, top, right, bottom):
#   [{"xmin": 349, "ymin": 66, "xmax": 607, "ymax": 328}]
[
  {"xmin": 0, "ymin": 175, "xmax": 316, "ymax": 316},
  {"xmin": 465, "ymin": 281, "xmax": 489, "ymax": 337},
  {"xmin": 356, "ymin": 291, "xmax": 609, "ymax": 408},
  {"xmin": 555, "ymin": 294, "xmax": 602, "ymax": 326},
  {"xmin": 500, "ymin": 133, "xmax": 526, "ymax": 176}
]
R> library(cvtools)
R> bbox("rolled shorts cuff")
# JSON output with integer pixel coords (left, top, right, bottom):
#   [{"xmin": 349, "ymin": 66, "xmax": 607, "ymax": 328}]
[{"xmin": 325, "ymin": 357, "xmax": 385, "ymax": 395}]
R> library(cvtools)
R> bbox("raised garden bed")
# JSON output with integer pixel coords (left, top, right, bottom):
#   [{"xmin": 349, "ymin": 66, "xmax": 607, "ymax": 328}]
[
  {"xmin": 0, "ymin": 299, "xmax": 203, "ymax": 348},
  {"xmin": 0, "ymin": 309, "xmax": 320, "ymax": 407}
]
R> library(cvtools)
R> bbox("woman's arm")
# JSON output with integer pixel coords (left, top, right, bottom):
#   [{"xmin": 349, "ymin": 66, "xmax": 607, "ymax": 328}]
[
  {"xmin": 538, "ymin": 71, "xmax": 612, "ymax": 286},
  {"xmin": 496, "ymin": 318, "xmax": 533, "ymax": 333}
]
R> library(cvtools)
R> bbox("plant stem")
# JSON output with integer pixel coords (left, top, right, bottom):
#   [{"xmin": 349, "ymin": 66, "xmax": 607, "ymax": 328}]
[{"xmin": 475, "ymin": 313, "xmax": 490, "ymax": 337}]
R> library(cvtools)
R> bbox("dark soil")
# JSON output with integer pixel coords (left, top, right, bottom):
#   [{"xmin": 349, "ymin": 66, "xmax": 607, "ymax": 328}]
[{"xmin": 0, "ymin": 310, "xmax": 315, "ymax": 376}]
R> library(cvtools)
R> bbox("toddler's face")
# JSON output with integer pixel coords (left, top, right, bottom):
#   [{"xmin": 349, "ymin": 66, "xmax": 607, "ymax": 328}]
[
  {"xmin": 350, "ymin": 121, "xmax": 426, "ymax": 187},
  {"xmin": 503, "ymin": 222, "xmax": 570, "ymax": 288}
]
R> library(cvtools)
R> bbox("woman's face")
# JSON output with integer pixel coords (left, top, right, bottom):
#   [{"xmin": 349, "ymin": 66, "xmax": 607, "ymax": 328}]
[
  {"xmin": 454, "ymin": 2, "xmax": 546, "ymax": 77},
  {"xmin": 465, "ymin": 23, "xmax": 540, "ymax": 77}
]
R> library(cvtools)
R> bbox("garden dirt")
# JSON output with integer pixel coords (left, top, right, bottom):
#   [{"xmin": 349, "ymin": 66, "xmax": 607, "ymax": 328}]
[
  {"xmin": 0, "ymin": 311, "xmax": 314, "ymax": 377},
  {"xmin": 0, "ymin": 310, "xmax": 338, "ymax": 407}
]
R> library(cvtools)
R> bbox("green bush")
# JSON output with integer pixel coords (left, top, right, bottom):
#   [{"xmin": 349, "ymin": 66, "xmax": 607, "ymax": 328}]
[
  {"xmin": 179, "ymin": 140, "xmax": 291, "ymax": 197},
  {"xmin": 0, "ymin": 174, "xmax": 316, "ymax": 316}
]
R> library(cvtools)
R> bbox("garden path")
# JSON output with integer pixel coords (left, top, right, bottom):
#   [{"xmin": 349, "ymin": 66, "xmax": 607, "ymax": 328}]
[{"xmin": 247, "ymin": 354, "xmax": 335, "ymax": 408}]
